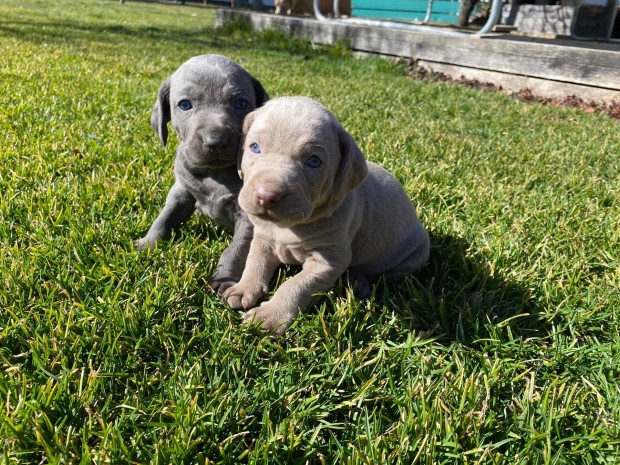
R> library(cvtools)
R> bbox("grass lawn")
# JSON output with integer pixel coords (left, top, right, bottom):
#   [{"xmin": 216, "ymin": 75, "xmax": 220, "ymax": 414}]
[{"xmin": 1, "ymin": 0, "xmax": 619, "ymax": 463}]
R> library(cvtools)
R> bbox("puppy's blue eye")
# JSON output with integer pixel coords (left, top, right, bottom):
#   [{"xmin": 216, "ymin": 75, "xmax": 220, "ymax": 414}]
[
  {"xmin": 249, "ymin": 143, "xmax": 261, "ymax": 154},
  {"xmin": 234, "ymin": 98, "xmax": 249, "ymax": 111},
  {"xmin": 178, "ymin": 99, "xmax": 193, "ymax": 111},
  {"xmin": 306, "ymin": 155, "xmax": 322, "ymax": 168}
]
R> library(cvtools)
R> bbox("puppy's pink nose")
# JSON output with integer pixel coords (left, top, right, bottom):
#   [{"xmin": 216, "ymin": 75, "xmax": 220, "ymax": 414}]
[{"xmin": 255, "ymin": 186, "xmax": 282, "ymax": 207}]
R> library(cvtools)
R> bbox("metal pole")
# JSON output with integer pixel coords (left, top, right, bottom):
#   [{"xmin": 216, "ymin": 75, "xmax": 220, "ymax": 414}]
[
  {"xmin": 477, "ymin": 0, "xmax": 504, "ymax": 35},
  {"xmin": 423, "ymin": 0, "xmax": 435, "ymax": 24},
  {"xmin": 314, "ymin": 0, "xmax": 328, "ymax": 21}
]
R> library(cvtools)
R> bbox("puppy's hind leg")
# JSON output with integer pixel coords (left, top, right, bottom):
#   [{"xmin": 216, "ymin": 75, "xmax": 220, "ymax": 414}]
[
  {"xmin": 209, "ymin": 215, "xmax": 254, "ymax": 295},
  {"xmin": 134, "ymin": 181, "xmax": 196, "ymax": 250},
  {"xmin": 343, "ymin": 268, "xmax": 372, "ymax": 300}
]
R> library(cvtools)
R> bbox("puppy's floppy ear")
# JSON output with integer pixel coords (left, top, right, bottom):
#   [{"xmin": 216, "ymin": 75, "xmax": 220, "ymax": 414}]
[
  {"xmin": 330, "ymin": 126, "xmax": 368, "ymax": 205},
  {"xmin": 250, "ymin": 76, "xmax": 269, "ymax": 108},
  {"xmin": 238, "ymin": 109, "xmax": 259, "ymax": 179},
  {"xmin": 150, "ymin": 78, "xmax": 171, "ymax": 148},
  {"xmin": 242, "ymin": 107, "xmax": 258, "ymax": 135}
]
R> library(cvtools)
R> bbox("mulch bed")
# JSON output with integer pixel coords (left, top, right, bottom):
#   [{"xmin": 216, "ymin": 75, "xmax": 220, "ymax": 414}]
[{"xmin": 401, "ymin": 58, "xmax": 620, "ymax": 120}]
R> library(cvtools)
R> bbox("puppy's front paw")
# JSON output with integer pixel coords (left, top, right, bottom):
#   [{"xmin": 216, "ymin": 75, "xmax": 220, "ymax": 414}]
[
  {"xmin": 208, "ymin": 275, "xmax": 238, "ymax": 297},
  {"xmin": 242, "ymin": 302, "xmax": 294, "ymax": 336},
  {"xmin": 133, "ymin": 237, "xmax": 155, "ymax": 251},
  {"xmin": 222, "ymin": 283, "xmax": 266, "ymax": 309}
]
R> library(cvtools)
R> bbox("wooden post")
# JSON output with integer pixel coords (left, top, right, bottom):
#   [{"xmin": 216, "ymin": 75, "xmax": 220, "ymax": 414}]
[{"xmin": 458, "ymin": 0, "xmax": 479, "ymax": 26}]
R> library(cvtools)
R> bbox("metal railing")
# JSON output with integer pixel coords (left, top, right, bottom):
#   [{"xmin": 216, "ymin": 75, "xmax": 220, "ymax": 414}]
[{"xmin": 312, "ymin": 0, "xmax": 504, "ymax": 36}]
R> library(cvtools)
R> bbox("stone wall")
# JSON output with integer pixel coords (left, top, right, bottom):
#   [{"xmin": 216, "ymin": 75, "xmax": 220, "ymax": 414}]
[{"xmin": 501, "ymin": 4, "xmax": 575, "ymax": 35}]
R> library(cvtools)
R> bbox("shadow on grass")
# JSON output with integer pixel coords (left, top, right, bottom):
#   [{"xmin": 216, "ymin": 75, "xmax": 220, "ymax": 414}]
[
  {"xmin": 374, "ymin": 231, "xmax": 545, "ymax": 346},
  {"xmin": 179, "ymin": 228, "xmax": 546, "ymax": 351},
  {"xmin": 0, "ymin": 18, "xmax": 226, "ymax": 50},
  {"xmin": 175, "ymin": 223, "xmax": 547, "ymax": 348},
  {"xmin": 1, "ymin": 12, "xmax": 341, "ymax": 62}
]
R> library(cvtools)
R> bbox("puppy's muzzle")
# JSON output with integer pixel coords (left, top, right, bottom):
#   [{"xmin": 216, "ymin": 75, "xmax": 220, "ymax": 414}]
[
  {"xmin": 185, "ymin": 130, "xmax": 237, "ymax": 167},
  {"xmin": 201, "ymin": 133, "xmax": 231, "ymax": 153}
]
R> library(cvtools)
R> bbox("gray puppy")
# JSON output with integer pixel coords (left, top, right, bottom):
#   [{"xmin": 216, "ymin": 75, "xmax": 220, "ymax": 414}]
[{"xmin": 134, "ymin": 54, "xmax": 269, "ymax": 294}]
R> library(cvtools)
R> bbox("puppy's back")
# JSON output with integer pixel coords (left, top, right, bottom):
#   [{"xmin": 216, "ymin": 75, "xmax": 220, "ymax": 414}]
[{"xmin": 349, "ymin": 162, "xmax": 429, "ymax": 278}]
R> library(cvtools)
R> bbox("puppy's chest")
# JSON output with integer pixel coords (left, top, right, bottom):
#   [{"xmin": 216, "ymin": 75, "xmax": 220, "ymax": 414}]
[
  {"xmin": 258, "ymin": 228, "xmax": 312, "ymax": 265},
  {"xmin": 192, "ymin": 180, "xmax": 236, "ymax": 218},
  {"xmin": 195, "ymin": 196, "xmax": 236, "ymax": 228},
  {"xmin": 179, "ymin": 168, "xmax": 241, "ymax": 230},
  {"xmin": 273, "ymin": 243, "xmax": 308, "ymax": 265}
]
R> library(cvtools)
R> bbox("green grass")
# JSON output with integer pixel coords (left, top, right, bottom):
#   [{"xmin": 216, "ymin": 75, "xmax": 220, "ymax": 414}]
[{"xmin": 1, "ymin": 0, "xmax": 619, "ymax": 463}]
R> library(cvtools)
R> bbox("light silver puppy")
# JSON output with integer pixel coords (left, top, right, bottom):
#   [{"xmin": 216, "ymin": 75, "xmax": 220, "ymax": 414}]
[
  {"xmin": 223, "ymin": 96, "xmax": 430, "ymax": 335},
  {"xmin": 134, "ymin": 54, "xmax": 269, "ymax": 294}
]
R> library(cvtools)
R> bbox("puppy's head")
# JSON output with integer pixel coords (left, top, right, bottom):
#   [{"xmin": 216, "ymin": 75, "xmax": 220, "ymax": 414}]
[
  {"xmin": 238, "ymin": 97, "xmax": 368, "ymax": 225},
  {"xmin": 150, "ymin": 54, "xmax": 269, "ymax": 170}
]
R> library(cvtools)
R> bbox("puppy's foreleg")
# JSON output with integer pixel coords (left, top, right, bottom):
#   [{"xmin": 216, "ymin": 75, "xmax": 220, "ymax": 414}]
[
  {"xmin": 209, "ymin": 215, "xmax": 254, "ymax": 295},
  {"xmin": 134, "ymin": 181, "xmax": 196, "ymax": 250},
  {"xmin": 243, "ymin": 256, "xmax": 345, "ymax": 335},
  {"xmin": 222, "ymin": 237, "xmax": 280, "ymax": 310}
]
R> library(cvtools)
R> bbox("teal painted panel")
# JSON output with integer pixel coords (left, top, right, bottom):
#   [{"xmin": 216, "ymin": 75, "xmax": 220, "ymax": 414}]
[
  {"xmin": 354, "ymin": 0, "xmax": 428, "ymax": 8},
  {"xmin": 354, "ymin": 0, "xmax": 459, "ymax": 11},
  {"xmin": 370, "ymin": 0, "xmax": 430, "ymax": 11},
  {"xmin": 353, "ymin": 8, "xmax": 459, "ymax": 22},
  {"xmin": 428, "ymin": 3, "xmax": 461, "ymax": 13},
  {"xmin": 353, "ymin": 9, "xmax": 426, "ymax": 20},
  {"xmin": 352, "ymin": 0, "xmax": 460, "ymax": 23}
]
